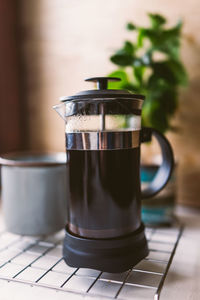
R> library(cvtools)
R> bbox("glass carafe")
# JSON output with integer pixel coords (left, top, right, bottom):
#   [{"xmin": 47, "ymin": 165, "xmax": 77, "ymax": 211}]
[{"xmin": 53, "ymin": 77, "xmax": 174, "ymax": 272}]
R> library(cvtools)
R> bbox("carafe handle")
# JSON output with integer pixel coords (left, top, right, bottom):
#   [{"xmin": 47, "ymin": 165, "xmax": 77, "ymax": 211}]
[{"xmin": 140, "ymin": 127, "xmax": 174, "ymax": 199}]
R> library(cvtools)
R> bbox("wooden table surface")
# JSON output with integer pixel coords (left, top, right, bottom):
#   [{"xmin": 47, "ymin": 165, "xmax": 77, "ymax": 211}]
[{"xmin": 0, "ymin": 205, "xmax": 200, "ymax": 299}]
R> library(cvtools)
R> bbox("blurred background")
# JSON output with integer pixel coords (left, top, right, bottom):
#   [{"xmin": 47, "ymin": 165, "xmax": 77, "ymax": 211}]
[{"xmin": 0, "ymin": 0, "xmax": 200, "ymax": 207}]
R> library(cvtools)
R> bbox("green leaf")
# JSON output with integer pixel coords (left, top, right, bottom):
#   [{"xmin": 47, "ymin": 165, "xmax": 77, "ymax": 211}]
[
  {"xmin": 136, "ymin": 21, "xmax": 182, "ymax": 59},
  {"xmin": 148, "ymin": 60, "xmax": 187, "ymax": 86},
  {"xmin": 108, "ymin": 70, "xmax": 129, "ymax": 89},
  {"xmin": 141, "ymin": 98, "xmax": 154, "ymax": 127},
  {"xmin": 126, "ymin": 22, "xmax": 136, "ymax": 30},
  {"xmin": 152, "ymin": 21, "xmax": 182, "ymax": 59},
  {"xmin": 148, "ymin": 13, "xmax": 166, "ymax": 28},
  {"xmin": 153, "ymin": 42, "xmax": 180, "ymax": 60},
  {"xmin": 165, "ymin": 20, "xmax": 182, "ymax": 37},
  {"xmin": 137, "ymin": 28, "xmax": 147, "ymax": 47},
  {"xmin": 149, "ymin": 62, "xmax": 175, "ymax": 85},
  {"xmin": 142, "ymin": 83, "xmax": 179, "ymax": 133},
  {"xmin": 134, "ymin": 66, "xmax": 146, "ymax": 84},
  {"xmin": 149, "ymin": 60, "xmax": 188, "ymax": 86},
  {"xmin": 142, "ymin": 97, "xmax": 170, "ymax": 133},
  {"xmin": 149, "ymin": 103, "xmax": 169, "ymax": 133},
  {"xmin": 110, "ymin": 53, "xmax": 133, "ymax": 66},
  {"xmin": 161, "ymin": 90, "xmax": 178, "ymax": 116},
  {"xmin": 154, "ymin": 22, "xmax": 182, "ymax": 59},
  {"xmin": 108, "ymin": 70, "xmax": 140, "ymax": 92},
  {"xmin": 167, "ymin": 60, "xmax": 188, "ymax": 86},
  {"xmin": 123, "ymin": 41, "xmax": 134, "ymax": 55},
  {"xmin": 110, "ymin": 41, "xmax": 135, "ymax": 66},
  {"xmin": 122, "ymin": 82, "xmax": 141, "ymax": 93}
]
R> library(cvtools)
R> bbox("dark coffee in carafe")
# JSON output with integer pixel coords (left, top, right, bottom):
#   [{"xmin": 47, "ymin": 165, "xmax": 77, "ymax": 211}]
[
  {"xmin": 53, "ymin": 77, "xmax": 174, "ymax": 272},
  {"xmin": 66, "ymin": 147, "xmax": 141, "ymax": 239}
]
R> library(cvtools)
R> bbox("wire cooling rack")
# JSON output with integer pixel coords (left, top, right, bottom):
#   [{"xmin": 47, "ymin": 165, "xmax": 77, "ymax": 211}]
[{"xmin": 0, "ymin": 224, "xmax": 182, "ymax": 300}]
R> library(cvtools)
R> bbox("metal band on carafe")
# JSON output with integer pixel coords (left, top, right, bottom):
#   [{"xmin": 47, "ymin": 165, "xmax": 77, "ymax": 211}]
[{"xmin": 65, "ymin": 130, "xmax": 140, "ymax": 150}]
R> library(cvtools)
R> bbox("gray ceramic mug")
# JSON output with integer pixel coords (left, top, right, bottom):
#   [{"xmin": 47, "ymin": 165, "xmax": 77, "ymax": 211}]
[{"xmin": 0, "ymin": 152, "xmax": 67, "ymax": 235}]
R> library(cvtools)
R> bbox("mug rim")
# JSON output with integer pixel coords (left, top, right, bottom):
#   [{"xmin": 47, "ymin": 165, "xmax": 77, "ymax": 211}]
[{"xmin": 0, "ymin": 151, "xmax": 66, "ymax": 167}]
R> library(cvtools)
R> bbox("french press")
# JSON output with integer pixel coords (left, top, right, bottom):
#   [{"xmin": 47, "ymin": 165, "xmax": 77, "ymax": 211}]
[{"xmin": 53, "ymin": 77, "xmax": 174, "ymax": 273}]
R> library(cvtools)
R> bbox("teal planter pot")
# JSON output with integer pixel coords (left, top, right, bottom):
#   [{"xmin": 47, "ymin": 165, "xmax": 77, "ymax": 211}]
[{"xmin": 141, "ymin": 165, "xmax": 176, "ymax": 226}]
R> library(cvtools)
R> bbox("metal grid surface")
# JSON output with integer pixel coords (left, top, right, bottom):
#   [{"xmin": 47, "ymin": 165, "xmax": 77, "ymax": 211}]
[{"xmin": 0, "ymin": 225, "xmax": 182, "ymax": 300}]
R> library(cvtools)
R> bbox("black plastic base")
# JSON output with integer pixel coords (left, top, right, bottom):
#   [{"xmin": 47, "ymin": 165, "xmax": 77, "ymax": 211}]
[{"xmin": 63, "ymin": 224, "xmax": 149, "ymax": 273}]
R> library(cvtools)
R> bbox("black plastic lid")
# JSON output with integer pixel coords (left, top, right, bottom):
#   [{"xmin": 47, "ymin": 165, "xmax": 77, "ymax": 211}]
[{"xmin": 60, "ymin": 77, "xmax": 145, "ymax": 102}]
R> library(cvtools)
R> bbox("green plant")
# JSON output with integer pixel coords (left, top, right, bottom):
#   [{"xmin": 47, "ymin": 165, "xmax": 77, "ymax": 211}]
[{"xmin": 108, "ymin": 13, "xmax": 188, "ymax": 133}]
